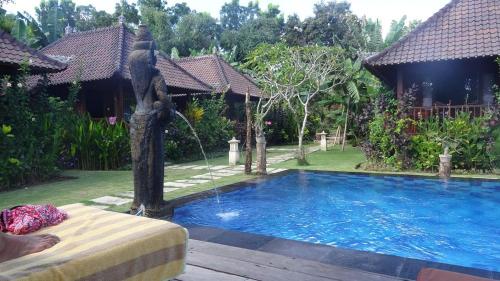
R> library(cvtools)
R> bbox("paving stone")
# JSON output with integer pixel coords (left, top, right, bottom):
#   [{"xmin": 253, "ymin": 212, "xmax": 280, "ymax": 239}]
[
  {"xmin": 269, "ymin": 168, "xmax": 287, "ymax": 174},
  {"xmin": 192, "ymin": 165, "xmax": 209, "ymax": 170},
  {"xmin": 268, "ymin": 148, "xmax": 295, "ymax": 151},
  {"xmin": 210, "ymin": 165, "xmax": 229, "ymax": 170},
  {"xmin": 117, "ymin": 191, "xmax": 134, "ymax": 198},
  {"xmin": 211, "ymin": 171, "xmax": 240, "ymax": 177},
  {"xmin": 163, "ymin": 187, "xmax": 179, "ymax": 193},
  {"xmin": 177, "ymin": 179, "xmax": 210, "ymax": 184},
  {"xmin": 91, "ymin": 196, "xmax": 132, "ymax": 206},
  {"xmin": 210, "ymin": 173, "xmax": 232, "ymax": 177},
  {"xmin": 187, "ymin": 165, "xmax": 205, "ymax": 170},
  {"xmin": 192, "ymin": 174, "xmax": 222, "ymax": 180},
  {"xmin": 230, "ymin": 166, "xmax": 245, "ymax": 171},
  {"xmin": 214, "ymin": 169, "xmax": 240, "ymax": 174},
  {"xmin": 89, "ymin": 205, "xmax": 110, "ymax": 210},
  {"xmin": 164, "ymin": 182, "xmax": 195, "ymax": 188},
  {"xmin": 181, "ymin": 165, "xmax": 199, "ymax": 169}
]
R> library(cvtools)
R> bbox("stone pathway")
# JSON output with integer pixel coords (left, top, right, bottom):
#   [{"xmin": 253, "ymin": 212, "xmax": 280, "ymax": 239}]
[
  {"xmin": 87, "ymin": 146, "xmax": 320, "ymax": 209},
  {"xmin": 90, "ymin": 196, "xmax": 132, "ymax": 208}
]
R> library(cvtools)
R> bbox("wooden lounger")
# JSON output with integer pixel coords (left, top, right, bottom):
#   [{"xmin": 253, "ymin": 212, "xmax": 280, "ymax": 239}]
[
  {"xmin": 0, "ymin": 203, "xmax": 188, "ymax": 281},
  {"xmin": 417, "ymin": 268, "xmax": 492, "ymax": 281}
]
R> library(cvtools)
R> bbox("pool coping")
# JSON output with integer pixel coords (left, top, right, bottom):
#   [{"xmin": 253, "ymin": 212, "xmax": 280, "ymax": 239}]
[{"xmin": 169, "ymin": 169, "xmax": 500, "ymax": 280}]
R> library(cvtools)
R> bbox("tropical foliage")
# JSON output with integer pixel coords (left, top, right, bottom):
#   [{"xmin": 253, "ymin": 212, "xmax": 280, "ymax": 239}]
[
  {"xmin": 0, "ymin": 63, "xmax": 130, "ymax": 189},
  {"xmin": 410, "ymin": 113, "xmax": 495, "ymax": 171},
  {"xmin": 63, "ymin": 114, "xmax": 130, "ymax": 170},
  {"xmin": 165, "ymin": 95, "xmax": 235, "ymax": 161},
  {"xmin": 0, "ymin": 64, "xmax": 64, "ymax": 189},
  {"xmin": 245, "ymin": 43, "xmax": 349, "ymax": 163},
  {"xmin": 362, "ymin": 90, "xmax": 497, "ymax": 172},
  {"xmin": 1, "ymin": 0, "xmax": 414, "ymax": 59}
]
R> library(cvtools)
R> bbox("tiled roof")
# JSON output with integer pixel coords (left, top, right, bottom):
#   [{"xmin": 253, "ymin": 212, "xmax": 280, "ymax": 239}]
[
  {"xmin": 0, "ymin": 30, "xmax": 66, "ymax": 73},
  {"xmin": 40, "ymin": 24, "xmax": 211, "ymax": 93},
  {"xmin": 365, "ymin": 0, "xmax": 500, "ymax": 66},
  {"xmin": 176, "ymin": 55, "xmax": 261, "ymax": 97}
]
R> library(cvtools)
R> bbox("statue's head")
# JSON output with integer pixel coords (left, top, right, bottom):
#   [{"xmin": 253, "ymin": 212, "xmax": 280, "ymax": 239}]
[
  {"xmin": 132, "ymin": 25, "xmax": 156, "ymax": 66},
  {"xmin": 129, "ymin": 25, "xmax": 157, "ymax": 99}
]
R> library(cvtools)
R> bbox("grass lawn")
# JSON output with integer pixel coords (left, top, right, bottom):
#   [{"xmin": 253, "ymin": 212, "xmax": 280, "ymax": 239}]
[
  {"xmin": 0, "ymin": 145, "xmax": 296, "ymax": 210},
  {"xmin": 276, "ymin": 145, "xmax": 500, "ymax": 180},
  {"xmin": 1, "ymin": 144, "xmax": 498, "ymax": 211}
]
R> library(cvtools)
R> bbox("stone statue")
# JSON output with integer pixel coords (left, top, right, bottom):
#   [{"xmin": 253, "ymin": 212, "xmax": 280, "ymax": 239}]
[{"xmin": 128, "ymin": 25, "xmax": 174, "ymax": 217}]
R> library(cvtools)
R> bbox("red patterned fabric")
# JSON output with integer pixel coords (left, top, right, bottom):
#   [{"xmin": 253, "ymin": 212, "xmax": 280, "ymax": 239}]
[{"xmin": 0, "ymin": 205, "xmax": 68, "ymax": 235}]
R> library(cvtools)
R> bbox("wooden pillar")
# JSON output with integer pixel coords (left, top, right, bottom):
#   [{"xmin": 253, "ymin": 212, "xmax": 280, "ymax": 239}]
[
  {"xmin": 482, "ymin": 73, "xmax": 494, "ymax": 106},
  {"xmin": 77, "ymin": 90, "xmax": 86, "ymax": 114},
  {"xmin": 396, "ymin": 68, "xmax": 404, "ymax": 100},
  {"xmin": 114, "ymin": 79, "xmax": 124, "ymax": 120}
]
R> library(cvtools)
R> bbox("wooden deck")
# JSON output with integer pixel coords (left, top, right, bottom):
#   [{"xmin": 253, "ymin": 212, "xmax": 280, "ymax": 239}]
[{"xmin": 174, "ymin": 239, "xmax": 406, "ymax": 281}]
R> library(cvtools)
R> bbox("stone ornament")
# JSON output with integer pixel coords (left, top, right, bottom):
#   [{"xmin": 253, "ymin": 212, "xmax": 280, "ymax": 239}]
[
  {"xmin": 228, "ymin": 137, "xmax": 240, "ymax": 166},
  {"xmin": 128, "ymin": 25, "xmax": 175, "ymax": 218}
]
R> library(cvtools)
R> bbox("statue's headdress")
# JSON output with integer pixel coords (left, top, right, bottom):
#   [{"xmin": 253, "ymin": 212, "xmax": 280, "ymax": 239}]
[
  {"xmin": 129, "ymin": 25, "xmax": 156, "ymax": 100},
  {"xmin": 133, "ymin": 25, "xmax": 156, "ymax": 51}
]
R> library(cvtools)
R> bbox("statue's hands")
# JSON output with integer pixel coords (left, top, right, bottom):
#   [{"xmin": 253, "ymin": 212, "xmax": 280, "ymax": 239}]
[{"xmin": 154, "ymin": 101, "xmax": 175, "ymax": 123}]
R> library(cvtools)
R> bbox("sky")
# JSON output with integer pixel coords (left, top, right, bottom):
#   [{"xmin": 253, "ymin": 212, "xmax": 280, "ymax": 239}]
[{"xmin": 4, "ymin": 0, "xmax": 451, "ymax": 35}]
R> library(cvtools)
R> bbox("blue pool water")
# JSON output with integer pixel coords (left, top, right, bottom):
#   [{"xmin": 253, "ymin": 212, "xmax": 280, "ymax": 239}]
[{"xmin": 173, "ymin": 171, "xmax": 500, "ymax": 271}]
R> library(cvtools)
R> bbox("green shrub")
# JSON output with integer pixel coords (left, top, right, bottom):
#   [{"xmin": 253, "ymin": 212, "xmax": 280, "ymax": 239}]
[
  {"xmin": 364, "ymin": 89, "xmax": 496, "ymax": 172},
  {"xmin": 367, "ymin": 113, "xmax": 393, "ymax": 163},
  {"xmin": 165, "ymin": 95, "xmax": 235, "ymax": 162},
  {"xmin": 493, "ymin": 126, "xmax": 500, "ymax": 168},
  {"xmin": 264, "ymin": 107, "xmax": 300, "ymax": 145},
  {"xmin": 442, "ymin": 112, "xmax": 493, "ymax": 171},
  {"xmin": 408, "ymin": 112, "xmax": 494, "ymax": 172},
  {"xmin": 0, "ymin": 65, "xmax": 64, "ymax": 189},
  {"xmin": 63, "ymin": 114, "xmax": 130, "ymax": 170}
]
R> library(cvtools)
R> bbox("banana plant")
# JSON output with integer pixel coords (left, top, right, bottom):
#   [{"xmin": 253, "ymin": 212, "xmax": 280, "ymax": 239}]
[{"xmin": 11, "ymin": 12, "xmax": 49, "ymax": 49}]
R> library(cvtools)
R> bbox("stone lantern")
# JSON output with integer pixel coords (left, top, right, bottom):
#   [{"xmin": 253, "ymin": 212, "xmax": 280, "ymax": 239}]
[
  {"xmin": 319, "ymin": 131, "xmax": 328, "ymax": 151},
  {"xmin": 228, "ymin": 137, "xmax": 240, "ymax": 166}
]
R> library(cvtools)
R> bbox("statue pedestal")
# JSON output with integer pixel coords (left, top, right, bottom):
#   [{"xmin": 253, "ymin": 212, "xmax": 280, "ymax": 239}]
[
  {"xmin": 439, "ymin": 154, "xmax": 452, "ymax": 179},
  {"xmin": 131, "ymin": 201, "xmax": 174, "ymax": 219}
]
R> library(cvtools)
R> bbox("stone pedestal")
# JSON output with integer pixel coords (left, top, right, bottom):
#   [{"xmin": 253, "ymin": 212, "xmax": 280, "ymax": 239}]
[
  {"xmin": 228, "ymin": 137, "xmax": 240, "ymax": 166},
  {"xmin": 439, "ymin": 153, "xmax": 452, "ymax": 179},
  {"xmin": 319, "ymin": 131, "xmax": 327, "ymax": 151}
]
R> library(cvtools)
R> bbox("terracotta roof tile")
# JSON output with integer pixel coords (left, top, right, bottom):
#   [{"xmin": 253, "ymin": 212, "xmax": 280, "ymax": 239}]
[
  {"xmin": 39, "ymin": 24, "xmax": 210, "ymax": 93},
  {"xmin": 365, "ymin": 0, "xmax": 500, "ymax": 66},
  {"xmin": 0, "ymin": 30, "xmax": 66, "ymax": 73},
  {"xmin": 176, "ymin": 55, "xmax": 261, "ymax": 97}
]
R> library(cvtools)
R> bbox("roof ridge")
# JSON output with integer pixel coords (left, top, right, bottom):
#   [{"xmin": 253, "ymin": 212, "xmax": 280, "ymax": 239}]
[
  {"xmin": 65, "ymin": 25, "xmax": 121, "ymax": 38},
  {"xmin": 115, "ymin": 23, "xmax": 127, "ymax": 76},
  {"xmin": 159, "ymin": 53, "xmax": 213, "ymax": 91},
  {"xmin": 216, "ymin": 57, "xmax": 260, "ymax": 90},
  {"xmin": 176, "ymin": 54, "xmax": 217, "ymax": 62},
  {"xmin": 42, "ymin": 25, "xmax": 121, "ymax": 52},
  {"xmin": 364, "ymin": 0, "xmax": 460, "ymax": 65},
  {"xmin": 1, "ymin": 30, "xmax": 66, "ymax": 70},
  {"xmin": 212, "ymin": 55, "xmax": 230, "ymax": 90}
]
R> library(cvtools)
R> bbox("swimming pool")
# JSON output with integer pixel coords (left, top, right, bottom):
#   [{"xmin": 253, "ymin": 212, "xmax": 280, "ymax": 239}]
[{"xmin": 173, "ymin": 171, "xmax": 500, "ymax": 271}]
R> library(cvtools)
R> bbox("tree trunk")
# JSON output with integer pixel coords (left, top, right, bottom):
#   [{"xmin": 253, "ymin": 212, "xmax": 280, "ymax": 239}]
[
  {"xmin": 244, "ymin": 91, "xmax": 252, "ymax": 174},
  {"xmin": 297, "ymin": 107, "xmax": 308, "ymax": 165},
  {"xmin": 255, "ymin": 126, "xmax": 267, "ymax": 175},
  {"xmin": 341, "ymin": 102, "xmax": 349, "ymax": 152}
]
